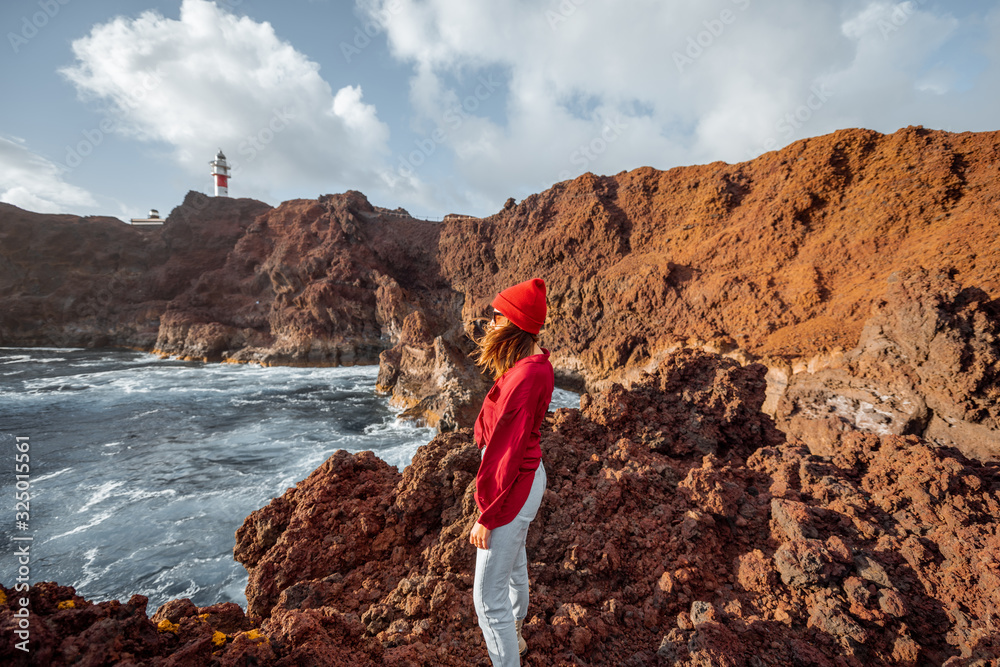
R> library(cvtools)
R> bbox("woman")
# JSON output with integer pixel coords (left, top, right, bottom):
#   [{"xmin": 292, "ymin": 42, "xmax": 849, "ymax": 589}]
[{"xmin": 470, "ymin": 277, "xmax": 554, "ymax": 666}]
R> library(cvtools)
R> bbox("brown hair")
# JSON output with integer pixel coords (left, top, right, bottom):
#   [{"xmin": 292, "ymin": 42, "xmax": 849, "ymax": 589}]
[{"xmin": 472, "ymin": 319, "xmax": 539, "ymax": 380}]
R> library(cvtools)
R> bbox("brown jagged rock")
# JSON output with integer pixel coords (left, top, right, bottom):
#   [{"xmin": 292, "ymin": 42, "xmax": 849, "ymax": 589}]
[
  {"xmin": 156, "ymin": 192, "xmax": 450, "ymax": 367},
  {"xmin": 227, "ymin": 349, "xmax": 1000, "ymax": 665},
  {"xmin": 233, "ymin": 449, "xmax": 404, "ymax": 621},
  {"xmin": 0, "ymin": 192, "xmax": 270, "ymax": 351},
  {"xmin": 776, "ymin": 267, "xmax": 1000, "ymax": 460},
  {"xmin": 6, "ymin": 350, "xmax": 1000, "ymax": 664},
  {"xmin": 0, "ymin": 583, "xmax": 165, "ymax": 665},
  {"xmin": 228, "ymin": 349, "xmax": 784, "ymax": 665},
  {"xmin": 439, "ymin": 126, "xmax": 1000, "ymax": 391}
]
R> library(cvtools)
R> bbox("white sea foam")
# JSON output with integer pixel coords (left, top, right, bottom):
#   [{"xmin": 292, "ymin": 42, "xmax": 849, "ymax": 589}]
[
  {"xmin": 1, "ymin": 355, "xmax": 33, "ymax": 364},
  {"xmin": 376, "ymin": 442, "xmax": 423, "ymax": 471},
  {"xmin": 76, "ymin": 481, "xmax": 125, "ymax": 513},
  {"xmin": 73, "ymin": 547, "xmax": 103, "ymax": 588},
  {"xmin": 34, "ymin": 467, "xmax": 71, "ymax": 483},
  {"xmin": 363, "ymin": 416, "xmax": 430, "ymax": 437},
  {"xmin": 551, "ymin": 387, "xmax": 580, "ymax": 410},
  {"xmin": 123, "ymin": 488, "xmax": 178, "ymax": 503},
  {"xmin": 51, "ymin": 509, "xmax": 115, "ymax": 540},
  {"xmin": 21, "ymin": 379, "xmax": 95, "ymax": 392}
]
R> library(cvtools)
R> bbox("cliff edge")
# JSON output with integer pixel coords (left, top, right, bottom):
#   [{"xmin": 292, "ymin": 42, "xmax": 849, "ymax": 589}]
[{"xmin": 4, "ymin": 350, "xmax": 998, "ymax": 665}]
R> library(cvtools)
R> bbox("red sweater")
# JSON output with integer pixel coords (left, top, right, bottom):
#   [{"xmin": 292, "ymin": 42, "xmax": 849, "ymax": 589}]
[{"xmin": 474, "ymin": 350, "xmax": 554, "ymax": 530}]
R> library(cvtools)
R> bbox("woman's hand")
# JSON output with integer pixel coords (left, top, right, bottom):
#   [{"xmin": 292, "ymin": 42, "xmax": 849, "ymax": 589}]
[{"xmin": 470, "ymin": 521, "xmax": 492, "ymax": 549}]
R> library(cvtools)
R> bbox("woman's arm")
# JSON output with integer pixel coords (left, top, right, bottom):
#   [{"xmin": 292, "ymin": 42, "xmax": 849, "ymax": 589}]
[{"xmin": 475, "ymin": 405, "xmax": 534, "ymax": 529}]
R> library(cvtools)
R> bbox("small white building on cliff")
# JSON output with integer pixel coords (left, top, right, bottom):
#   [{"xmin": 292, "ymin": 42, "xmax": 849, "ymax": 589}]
[{"xmin": 128, "ymin": 209, "xmax": 164, "ymax": 226}]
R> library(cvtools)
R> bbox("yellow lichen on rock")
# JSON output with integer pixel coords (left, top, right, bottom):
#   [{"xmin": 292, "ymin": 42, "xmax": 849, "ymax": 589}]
[
  {"xmin": 240, "ymin": 628, "xmax": 267, "ymax": 643},
  {"xmin": 57, "ymin": 600, "xmax": 75, "ymax": 609},
  {"xmin": 157, "ymin": 619, "xmax": 180, "ymax": 634},
  {"xmin": 212, "ymin": 631, "xmax": 226, "ymax": 646}
]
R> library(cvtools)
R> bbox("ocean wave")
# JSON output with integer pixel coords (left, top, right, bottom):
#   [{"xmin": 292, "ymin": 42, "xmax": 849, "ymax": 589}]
[
  {"xmin": 34, "ymin": 467, "xmax": 71, "ymax": 483},
  {"xmin": 550, "ymin": 387, "xmax": 580, "ymax": 410},
  {"xmin": 0, "ymin": 346, "xmax": 85, "ymax": 353},
  {"xmin": 76, "ymin": 481, "xmax": 126, "ymax": 513},
  {"xmin": 2, "ymin": 348, "xmax": 431, "ymax": 611},
  {"xmin": 24, "ymin": 382, "xmax": 92, "ymax": 393},
  {"xmin": 373, "ymin": 442, "xmax": 423, "ymax": 472},
  {"xmin": 50, "ymin": 509, "xmax": 115, "ymax": 540},
  {"xmin": 1, "ymin": 355, "xmax": 34, "ymax": 365},
  {"xmin": 72, "ymin": 547, "xmax": 103, "ymax": 589}
]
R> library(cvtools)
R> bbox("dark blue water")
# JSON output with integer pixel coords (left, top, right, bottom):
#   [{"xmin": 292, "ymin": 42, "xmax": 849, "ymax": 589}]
[{"xmin": 0, "ymin": 348, "xmax": 578, "ymax": 613}]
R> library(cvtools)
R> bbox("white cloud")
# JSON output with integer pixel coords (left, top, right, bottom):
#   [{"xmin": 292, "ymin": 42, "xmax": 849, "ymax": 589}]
[
  {"xmin": 60, "ymin": 0, "xmax": 392, "ymax": 201},
  {"xmin": 362, "ymin": 0, "xmax": 999, "ymax": 213},
  {"xmin": 44, "ymin": 0, "xmax": 1000, "ymax": 218},
  {"xmin": 0, "ymin": 137, "xmax": 98, "ymax": 213}
]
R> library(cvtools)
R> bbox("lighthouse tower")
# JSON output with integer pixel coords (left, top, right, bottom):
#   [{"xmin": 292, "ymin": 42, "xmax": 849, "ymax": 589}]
[{"xmin": 209, "ymin": 149, "xmax": 230, "ymax": 197}]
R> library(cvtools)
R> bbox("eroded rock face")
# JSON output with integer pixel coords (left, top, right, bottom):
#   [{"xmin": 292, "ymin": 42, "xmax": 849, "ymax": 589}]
[
  {"xmin": 154, "ymin": 192, "xmax": 451, "ymax": 367},
  {"xmin": 5, "ymin": 350, "xmax": 1000, "ymax": 665},
  {"xmin": 4, "ymin": 127, "xmax": 1000, "ymax": 434},
  {"xmin": 228, "ymin": 350, "xmax": 995, "ymax": 666},
  {"xmin": 438, "ymin": 127, "xmax": 1000, "ymax": 387},
  {"xmin": 776, "ymin": 268, "xmax": 1000, "ymax": 460},
  {"xmin": 223, "ymin": 350, "xmax": 1000, "ymax": 666},
  {"xmin": 0, "ymin": 192, "xmax": 271, "ymax": 351},
  {"xmin": 375, "ymin": 305, "xmax": 490, "ymax": 431}
]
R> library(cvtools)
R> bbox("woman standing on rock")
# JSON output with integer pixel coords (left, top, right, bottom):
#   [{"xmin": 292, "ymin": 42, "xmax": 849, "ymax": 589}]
[{"xmin": 469, "ymin": 277, "xmax": 554, "ymax": 666}]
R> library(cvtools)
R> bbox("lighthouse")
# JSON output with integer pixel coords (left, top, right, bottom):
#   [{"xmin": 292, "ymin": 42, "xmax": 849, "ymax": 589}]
[{"xmin": 209, "ymin": 149, "xmax": 230, "ymax": 197}]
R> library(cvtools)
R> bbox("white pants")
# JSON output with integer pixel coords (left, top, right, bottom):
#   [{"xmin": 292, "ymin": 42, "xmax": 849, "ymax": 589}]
[{"xmin": 473, "ymin": 462, "xmax": 547, "ymax": 667}]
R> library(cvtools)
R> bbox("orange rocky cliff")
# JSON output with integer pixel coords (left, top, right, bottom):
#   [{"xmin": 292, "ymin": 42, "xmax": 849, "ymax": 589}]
[
  {"xmin": 2, "ymin": 125, "xmax": 1000, "ymax": 663},
  {"xmin": 1, "ymin": 126, "xmax": 998, "ymax": 452}
]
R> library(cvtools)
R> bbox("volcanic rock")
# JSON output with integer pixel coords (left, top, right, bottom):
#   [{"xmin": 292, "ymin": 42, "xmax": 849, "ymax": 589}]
[
  {"xmin": 155, "ymin": 191, "xmax": 452, "ymax": 367},
  {"xmin": 776, "ymin": 267, "xmax": 1000, "ymax": 460},
  {"xmin": 4, "ymin": 127, "xmax": 1000, "ymax": 437},
  {"xmin": 226, "ymin": 349, "xmax": 999, "ymax": 665},
  {"xmin": 437, "ymin": 127, "xmax": 1000, "ymax": 385},
  {"xmin": 5, "ymin": 349, "xmax": 1000, "ymax": 665},
  {"xmin": 0, "ymin": 192, "xmax": 270, "ymax": 350}
]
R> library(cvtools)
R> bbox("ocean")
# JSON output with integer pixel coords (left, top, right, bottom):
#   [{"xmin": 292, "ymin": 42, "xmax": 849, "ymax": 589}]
[{"xmin": 0, "ymin": 347, "xmax": 578, "ymax": 612}]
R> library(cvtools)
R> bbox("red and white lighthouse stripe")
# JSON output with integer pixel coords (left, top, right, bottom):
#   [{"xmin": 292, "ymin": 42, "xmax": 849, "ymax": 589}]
[{"xmin": 209, "ymin": 149, "xmax": 230, "ymax": 197}]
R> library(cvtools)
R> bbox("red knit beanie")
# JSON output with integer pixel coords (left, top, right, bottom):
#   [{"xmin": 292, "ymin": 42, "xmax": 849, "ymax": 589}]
[{"xmin": 492, "ymin": 278, "xmax": 547, "ymax": 335}]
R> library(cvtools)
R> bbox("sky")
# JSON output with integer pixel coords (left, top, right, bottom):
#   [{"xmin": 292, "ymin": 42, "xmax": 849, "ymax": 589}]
[{"xmin": 0, "ymin": 0, "xmax": 998, "ymax": 221}]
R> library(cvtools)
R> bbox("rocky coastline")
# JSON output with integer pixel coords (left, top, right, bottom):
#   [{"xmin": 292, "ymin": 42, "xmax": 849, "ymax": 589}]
[
  {"xmin": 3, "ymin": 126, "xmax": 998, "ymax": 452},
  {"xmin": 3, "ymin": 349, "xmax": 999, "ymax": 665},
  {"xmin": 1, "ymin": 125, "xmax": 999, "ymax": 664}
]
